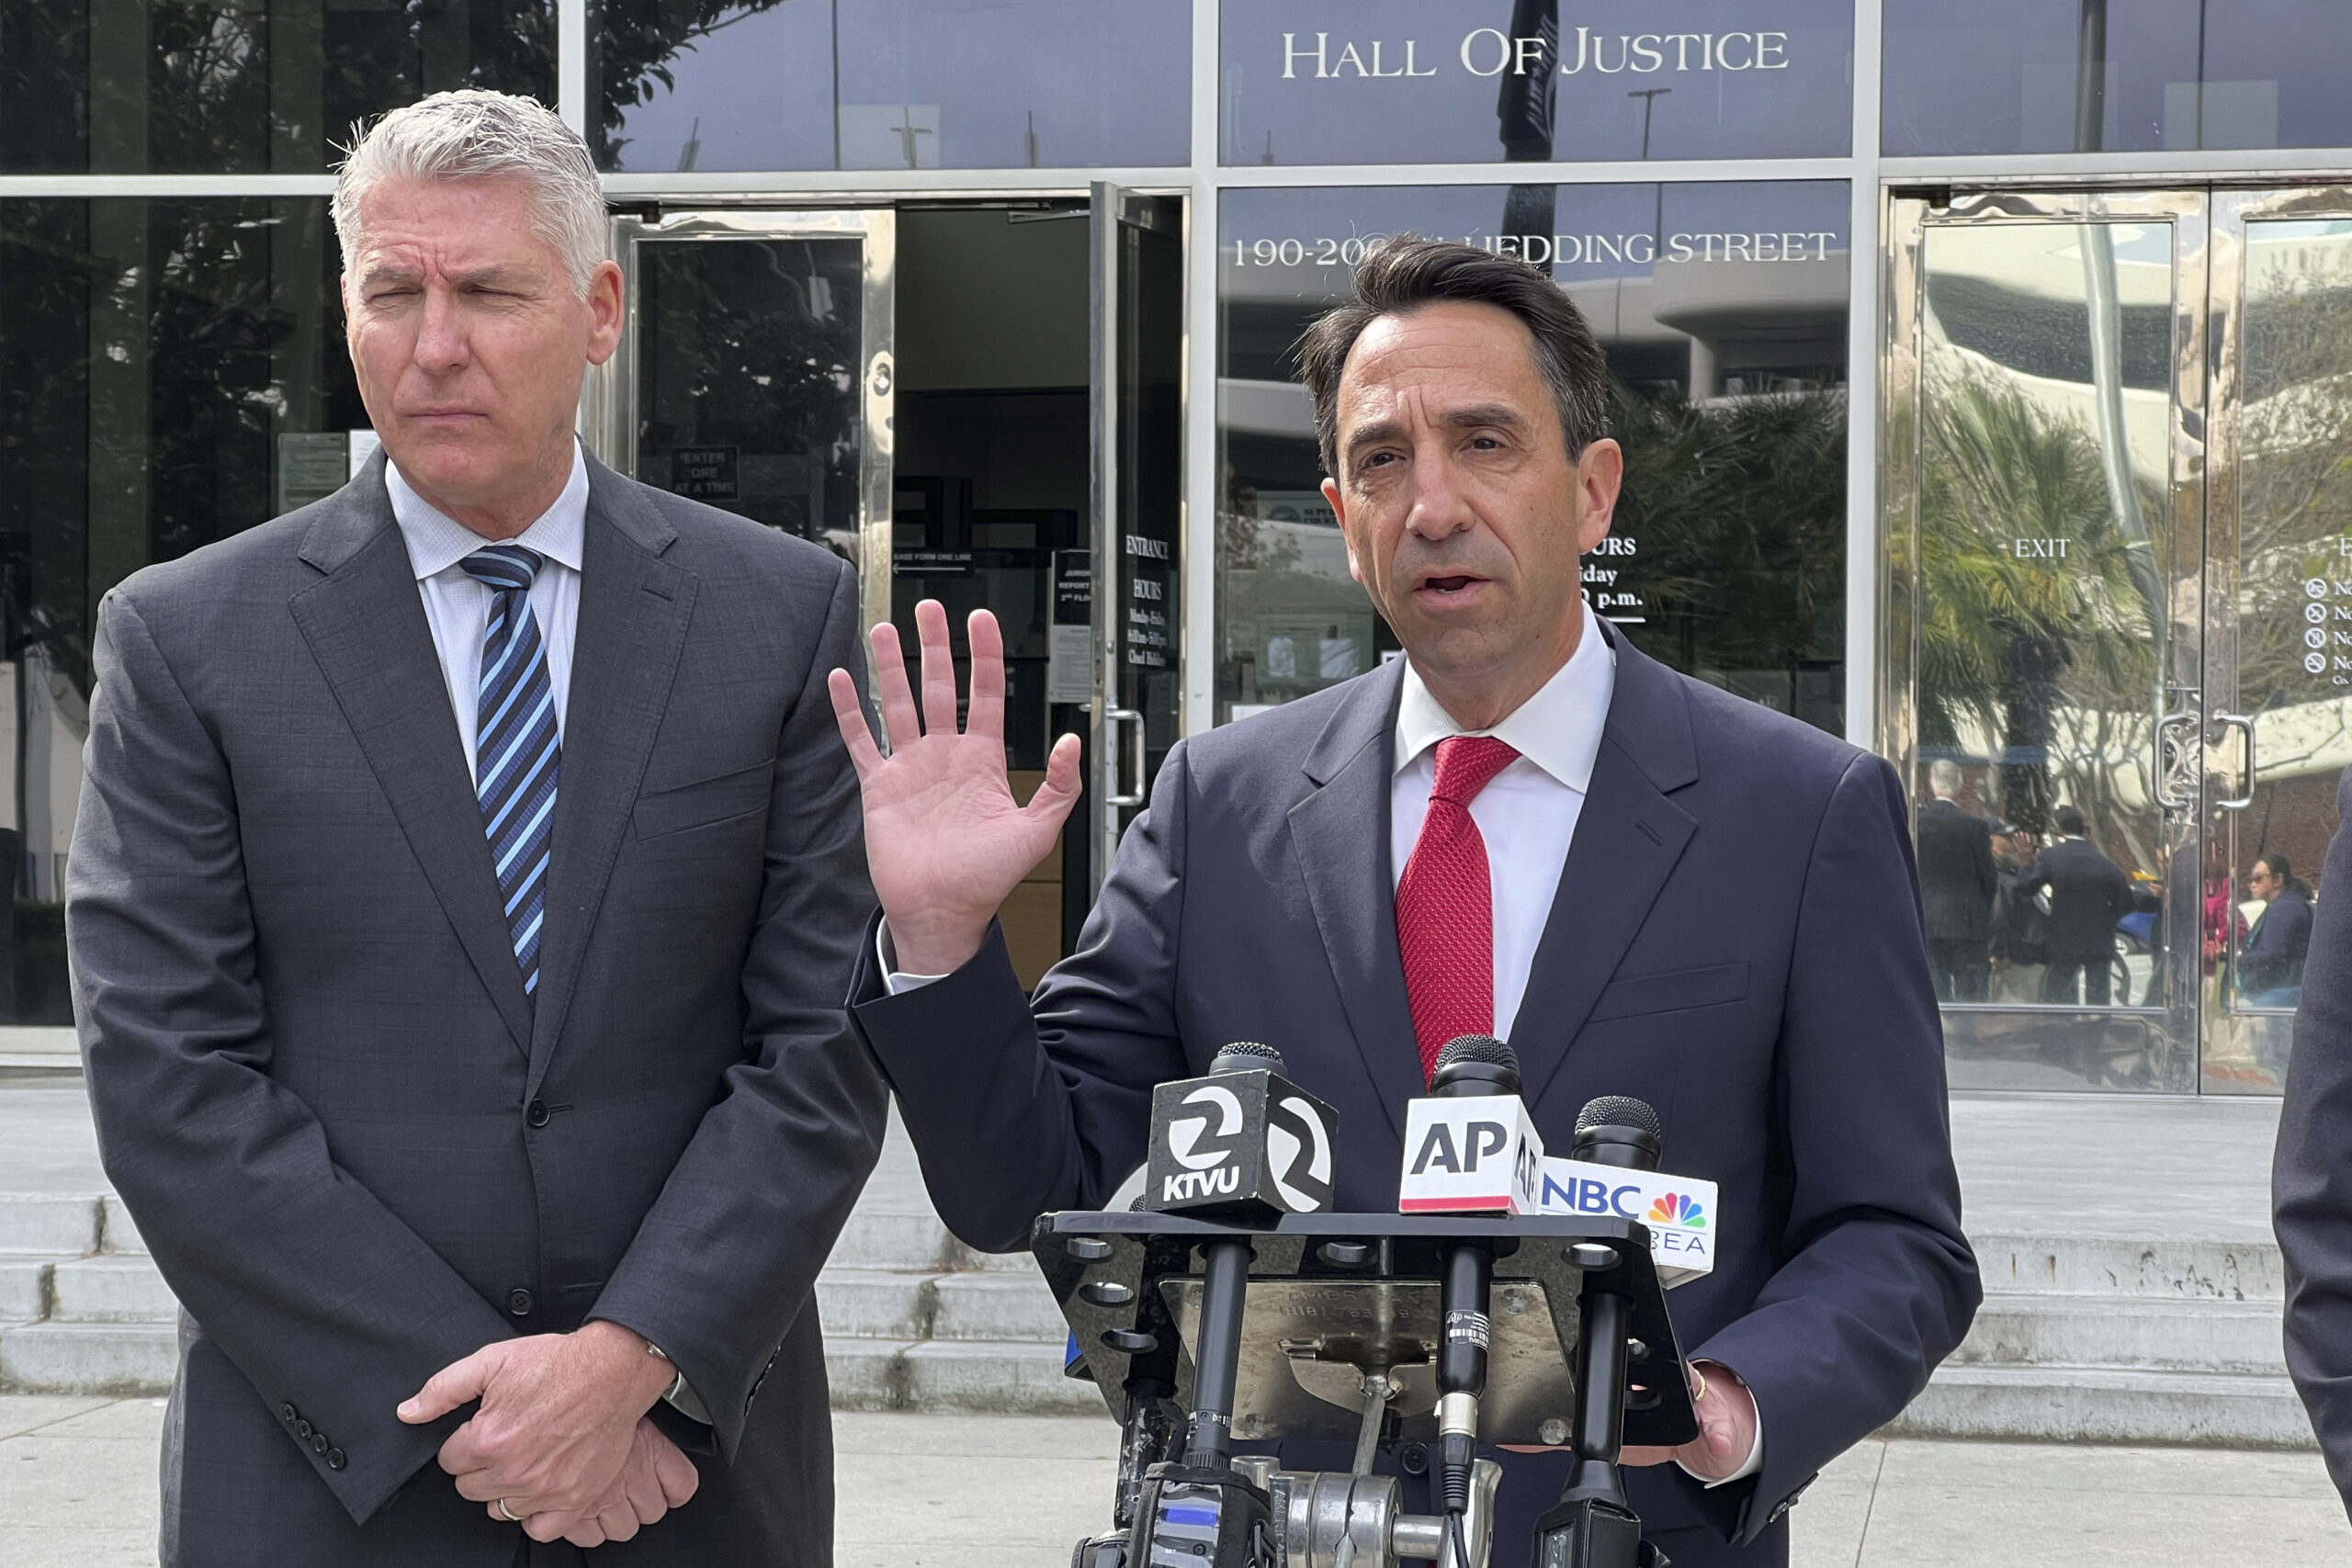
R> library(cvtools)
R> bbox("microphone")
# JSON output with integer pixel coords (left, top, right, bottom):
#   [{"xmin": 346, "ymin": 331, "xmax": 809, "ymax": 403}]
[
  {"xmin": 1572, "ymin": 1096, "xmax": 1662, "ymax": 1171},
  {"xmin": 1413, "ymin": 1035, "xmax": 1532, "ymax": 1558},
  {"xmin": 1397, "ymin": 1034, "xmax": 1545, "ymax": 1214},
  {"xmin": 1143, "ymin": 1042, "xmax": 1338, "ymax": 1472},
  {"xmin": 1143, "ymin": 1041, "xmax": 1339, "ymax": 1220}
]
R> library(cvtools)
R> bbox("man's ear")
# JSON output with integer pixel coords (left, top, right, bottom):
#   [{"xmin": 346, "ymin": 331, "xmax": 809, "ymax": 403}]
[
  {"xmin": 1574, "ymin": 438, "xmax": 1624, "ymax": 555},
  {"xmin": 1322, "ymin": 476, "xmax": 1366, "ymax": 586}
]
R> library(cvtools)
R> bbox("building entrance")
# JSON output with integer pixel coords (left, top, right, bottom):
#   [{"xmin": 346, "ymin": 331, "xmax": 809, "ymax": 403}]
[
  {"xmin": 585, "ymin": 188, "xmax": 1183, "ymax": 990},
  {"xmin": 1886, "ymin": 186, "xmax": 2352, "ymax": 1094}
]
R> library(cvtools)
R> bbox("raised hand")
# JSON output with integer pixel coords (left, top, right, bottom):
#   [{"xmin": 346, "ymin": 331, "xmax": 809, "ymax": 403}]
[{"xmin": 828, "ymin": 600, "xmax": 1082, "ymax": 976}]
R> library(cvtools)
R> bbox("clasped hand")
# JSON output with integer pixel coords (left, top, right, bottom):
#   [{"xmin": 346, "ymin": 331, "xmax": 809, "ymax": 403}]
[
  {"xmin": 827, "ymin": 601, "xmax": 1084, "ymax": 976},
  {"xmin": 399, "ymin": 1320, "xmax": 698, "ymax": 1546}
]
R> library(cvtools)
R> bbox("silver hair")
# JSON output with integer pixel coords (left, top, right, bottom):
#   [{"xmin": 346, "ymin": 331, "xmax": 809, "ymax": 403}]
[
  {"xmin": 333, "ymin": 90, "xmax": 605, "ymax": 297},
  {"xmin": 1928, "ymin": 758, "xmax": 1962, "ymax": 796}
]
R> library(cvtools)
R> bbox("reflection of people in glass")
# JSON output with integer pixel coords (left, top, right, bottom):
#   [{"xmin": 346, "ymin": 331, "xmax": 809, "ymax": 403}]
[
  {"xmin": 2241, "ymin": 853, "xmax": 2314, "ymax": 1009},
  {"xmin": 2033, "ymin": 806, "xmax": 2135, "ymax": 1005},
  {"xmin": 1989, "ymin": 823, "xmax": 2049, "ymax": 1002},
  {"xmin": 1917, "ymin": 760, "xmax": 1996, "ymax": 1001}
]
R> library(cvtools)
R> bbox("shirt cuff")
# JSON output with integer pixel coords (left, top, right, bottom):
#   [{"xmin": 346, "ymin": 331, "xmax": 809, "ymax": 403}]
[
  {"xmin": 1679, "ymin": 1359, "xmax": 1763, "ymax": 1489},
  {"xmin": 662, "ymin": 1371, "xmax": 711, "ymax": 1426},
  {"xmin": 877, "ymin": 919, "xmax": 948, "ymax": 995}
]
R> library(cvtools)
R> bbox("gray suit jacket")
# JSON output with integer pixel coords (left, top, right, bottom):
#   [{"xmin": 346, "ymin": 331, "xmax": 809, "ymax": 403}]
[{"xmin": 66, "ymin": 453, "xmax": 887, "ymax": 1565}]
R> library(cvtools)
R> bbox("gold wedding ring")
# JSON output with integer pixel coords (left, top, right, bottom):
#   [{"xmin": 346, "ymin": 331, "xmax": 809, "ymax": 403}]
[{"xmin": 497, "ymin": 1497, "xmax": 523, "ymax": 1523}]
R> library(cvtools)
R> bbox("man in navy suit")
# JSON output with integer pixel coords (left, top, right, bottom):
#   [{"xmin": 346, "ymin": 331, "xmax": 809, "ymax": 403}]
[{"xmin": 827, "ymin": 237, "xmax": 1976, "ymax": 1565}]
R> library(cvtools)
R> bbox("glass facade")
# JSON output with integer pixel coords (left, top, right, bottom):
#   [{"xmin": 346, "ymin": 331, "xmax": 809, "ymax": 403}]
[
  {"xmin": 1217, "ymin": 182, "xmax": 1849, "ymax": 729},
  {"xmin": 0, "ymin": 196, "xmax": 355, "ymax": 1019},
  {"xmin": 1884, "ymin": 0, "xmax": 2352, "ymax": 156},
  {"xmin": 592, "ymin": 0, "xmax": 1190, "ymax": 173},
  {"xmin": 8, "ymin": 0, "xmax": 2352, "ymax": 1089},
  {"xmin": 0, "ymin": 1, "xmax": 555, "ymax": 174}
]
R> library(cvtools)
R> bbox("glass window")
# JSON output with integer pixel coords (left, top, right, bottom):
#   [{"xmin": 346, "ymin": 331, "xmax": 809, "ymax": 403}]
[
  {"xmin": 0, "ymin": 197, "xmax": 356, "ymax": 1020},
  {"xmin": 0, "ymin": 1, "xmax": 556, "ymax": 175},
  {"xmin": 1220, "ymin": 0, "xmax": 1852, "ymax": 167},
  {"xmin": 592, "ymin": 0, "xmax": 1189, "ymax": 173},
  {"xmin": 1884, "ymin": 0, "xmax": 2352, "ymax": 155},
  {"xmin": 1216, "ymin": 181, "xmax": 1849, "ymax": 730}
]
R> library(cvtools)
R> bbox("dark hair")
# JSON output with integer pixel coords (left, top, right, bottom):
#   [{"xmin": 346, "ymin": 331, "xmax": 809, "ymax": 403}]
[
  {"xmin": 1294, "ymin": 234, "xmax": 1611, "ymax": 479},
  {"xmin": 2055, "ymin": 806, "xmax": 2087, "ymax": 835},
  {"xmin": 2256, "ymin": 854, "xmax": 2307, "ymax": 896}
]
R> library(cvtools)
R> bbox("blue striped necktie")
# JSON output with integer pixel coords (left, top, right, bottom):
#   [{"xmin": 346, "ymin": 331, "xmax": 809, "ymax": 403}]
[{"xmin": 463, "ymin": 546, "xmax": 560, "ymax": 1001}]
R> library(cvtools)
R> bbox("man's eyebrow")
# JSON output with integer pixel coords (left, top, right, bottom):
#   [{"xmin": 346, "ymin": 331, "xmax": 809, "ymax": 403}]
[
  {"xmin": 356, "ymin": 263, "xmax": 536, "ymax": 289},
  {"xmin": 1342, "ymin": 402, "xmax": 1532, "ymax": 460}
]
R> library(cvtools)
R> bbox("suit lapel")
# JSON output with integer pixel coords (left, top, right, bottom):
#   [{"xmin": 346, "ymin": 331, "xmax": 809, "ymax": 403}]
[
  {"xmin": 526, "ymin": 461, "xmax": 695, "ymax": 1089},
  {"xmin": 288, "ymin": 456, "xmax": 535, "ymax": 1056},
  {"xmin": 1289, "ymin": 661, "xmax": 1426, "ymax": 1145},
  {"xmin": 1516, "ymin": 633, "xmax": 1701, "ymax": 1107}
]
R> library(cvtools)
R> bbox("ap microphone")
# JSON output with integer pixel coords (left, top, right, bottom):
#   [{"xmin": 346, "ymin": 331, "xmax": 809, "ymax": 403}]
[
  {"xmin": 1418, "ymin": 1035, "xmax": 1530, "ymax": 1551},
  {"xmin": 1398, "ymin": 1033, "xmax": 1545, "ymax": 1214}
]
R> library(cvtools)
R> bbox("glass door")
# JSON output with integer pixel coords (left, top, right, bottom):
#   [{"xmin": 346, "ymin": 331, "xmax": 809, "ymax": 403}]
[
  {"xmin": 586, "ymin": 209, "xmax": 896, "ymax": 645},
  {"xmin": 2203, "ymin": 190, "xmax": 2352, "ymax": 1092},
  {"xmin": 1088, "ymin": 183, "xmax": 1185, "ymax": 889},
  {"xmin": 1884, "ymin": 190, "xmax": 2210, "ymax": 1092}
]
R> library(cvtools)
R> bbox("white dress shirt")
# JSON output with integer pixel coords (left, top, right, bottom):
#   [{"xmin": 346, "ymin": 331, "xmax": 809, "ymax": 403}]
[{"xmin": 385, "ymin": 444, "xmax": 587, "ymax": 779}]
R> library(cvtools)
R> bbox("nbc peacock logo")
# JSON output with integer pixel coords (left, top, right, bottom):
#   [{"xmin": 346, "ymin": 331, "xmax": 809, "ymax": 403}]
[{"xmin": 1646, "ymin": 1192, "xmax": 1706, "ymax": 1228}]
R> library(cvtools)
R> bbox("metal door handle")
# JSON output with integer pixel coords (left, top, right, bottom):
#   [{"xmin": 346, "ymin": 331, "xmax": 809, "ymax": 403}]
[
  {"xmin": 2153, "ymin": 710, "xmax": 2199, "ymax": 810},
  {"xmin": 2213, "ymin": 713, "xmax": 2256, "ymax": 810},
  {"xmin": 1105, "ymin": 708, "xmax": 1147, "ymax": 807}
]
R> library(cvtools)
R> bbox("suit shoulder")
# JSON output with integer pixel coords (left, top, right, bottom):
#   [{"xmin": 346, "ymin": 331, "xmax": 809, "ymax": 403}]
[
  {"xmin": 1674, "ymin": 666, "xmax": 1873, "ymax": 793},
  {"xmin": 625, "ymin": 480, "xmax": 853, "ymax": 587},
  {"xmin": 1176, "ymin": 671, "xmax": 1391, "ymax": 782},
  {"xmin": 102, "ymin": 509, "xmax": 324, "ymax": 646}
]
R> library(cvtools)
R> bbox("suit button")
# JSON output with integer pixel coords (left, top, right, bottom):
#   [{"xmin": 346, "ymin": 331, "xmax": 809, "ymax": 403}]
[
  {"xmin": 296, "ymin": 1420, "xmax": 312, "ymax": 1440},
  {"xmin": 327, "ymin": 1449, "xmax": 346, "ymax": 1471},
  {"xmin": 311, "ymin": 1434, "xmax": 329, "ymax": 1455},
  {"xmin": 507, "ymin": 1288, "xmax": 536, "ymax": 1316},
  {"xmin": 279, "ymin": 1404, "xmax": 298, "ymax": 1425},
  {"xmin": 526, "ymin": 1100, "xmax": 550, "ymax": 1128}
]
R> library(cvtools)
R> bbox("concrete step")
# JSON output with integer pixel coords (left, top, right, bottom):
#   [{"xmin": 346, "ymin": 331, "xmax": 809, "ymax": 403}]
[
  {"xmin": 51, "ymin": 1254, "xmax": 178, "ymax": 1324},
  {"xmin": 0, "ymin": 1193, "xmax": 103, "ymax": 1255},
  {"xmin": 823, "ymin": 1336, "xmax": 1100, "ymax": 1416},
  {"xmin": 1893, "ymin": 1363, "xmax": 2316, "ymax": 1450},
  {"xmin": 818, "ymin": 1269, "xmax": 935, "ymax": 1341},
  {"xmin": 930, "ymin": 1269, "xmax": 1067, "ymax": 1342},
  {"xmin": 1970, "ymin": 1231, "xmax": 2284, "ymax": 1303},
  {"xmin": 0, "ymin": 1320, "xmax": 176, "ymax": 1396},
  {"xmin": 1953, "ymin": 1294, "xmax": 2284, "ymax": 1377},
  {"xmin": 0, "ymin": 1256, "xmax": 53, "ymax": 1322}
]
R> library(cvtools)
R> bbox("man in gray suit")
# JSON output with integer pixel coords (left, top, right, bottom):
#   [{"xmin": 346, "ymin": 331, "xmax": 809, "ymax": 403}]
[{"xmin": 66, "ymin": 90, "xmax": 884, "ymax": 1563}]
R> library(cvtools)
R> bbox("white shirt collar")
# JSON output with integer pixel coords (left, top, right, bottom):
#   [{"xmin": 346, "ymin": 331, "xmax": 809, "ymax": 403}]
[
  {"xmin": 385, "ymin": 441, "xmax": 589, "ymax": 581},
  {"xmin": 1393, "ymin": 615, "xmax": 1618, "ymax": 792}
]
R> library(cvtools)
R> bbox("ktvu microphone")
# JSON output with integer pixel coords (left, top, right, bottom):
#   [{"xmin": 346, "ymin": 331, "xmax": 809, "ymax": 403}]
[
  {"xmin": 1144, "ymin": 1041, "xmax": 1339, "ymax": 1220},
  {"xmin": 1396, "ymin": 1035, "xmax": 1545, "ymax": 1562}
]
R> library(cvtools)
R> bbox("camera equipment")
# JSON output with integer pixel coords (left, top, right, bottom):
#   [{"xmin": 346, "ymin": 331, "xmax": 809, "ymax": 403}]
[{"xmin": 1037, "ymin": 1208, "xmax": 1694, "ymax": 1568}]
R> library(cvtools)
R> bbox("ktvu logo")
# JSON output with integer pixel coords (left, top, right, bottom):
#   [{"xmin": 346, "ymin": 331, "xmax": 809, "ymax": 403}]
[
  {"xmin": 1265, "ymin": 1095, "xmax": 1335, "ymax": 1211},
  {"xmin": 1163, "ymin": 1084, "xmax": 1245, "ymax": 1202}
]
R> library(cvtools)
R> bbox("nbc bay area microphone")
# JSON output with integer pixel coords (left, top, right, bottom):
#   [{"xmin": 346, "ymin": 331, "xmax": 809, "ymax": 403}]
[
  {"xmin": 1396, "ymin": 1034, "xmax": 1543, "ymax": 1565},
  {"xmin": 1142, "ymin": 1041, "xmax": 1339, "ymax": 1472},
  {"xmin": 1532, "ymin": 1095, "xmax": 1668, "ymax": 1568}
]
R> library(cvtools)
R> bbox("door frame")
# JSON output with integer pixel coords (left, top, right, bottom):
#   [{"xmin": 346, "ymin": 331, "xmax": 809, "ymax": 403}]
[
  {"xmin": 1881, "ymin": 186, "xmax": 2211, "ymax": 1091},
  {"xmin": 583, "ymin": 207, "xmax": 899, "ymax": 651}
]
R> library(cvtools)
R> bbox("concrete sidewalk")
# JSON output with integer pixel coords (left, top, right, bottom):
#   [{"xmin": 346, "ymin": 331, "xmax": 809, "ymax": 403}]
[{"xmin": 4, "ymin": 1401, "xmax": 2345, "ymax": 1567}]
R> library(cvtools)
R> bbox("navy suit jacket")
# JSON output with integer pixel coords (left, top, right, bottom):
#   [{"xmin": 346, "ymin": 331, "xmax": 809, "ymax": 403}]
[{"xmin": 850, "ymin": 627, "xmax": 1977, "ymax": 1556}]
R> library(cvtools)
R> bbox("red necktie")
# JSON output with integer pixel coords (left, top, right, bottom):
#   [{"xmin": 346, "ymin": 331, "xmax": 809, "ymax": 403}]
[{"xmin": 1396, "ymin": 735, "xmax": 1521, "ymax": 1081}]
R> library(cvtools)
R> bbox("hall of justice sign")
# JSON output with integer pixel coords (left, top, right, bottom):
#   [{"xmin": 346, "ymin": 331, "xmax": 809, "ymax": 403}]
[{"xmin": 1278, "ymin": 26, "xmax": 1792, "ymax": 82}]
